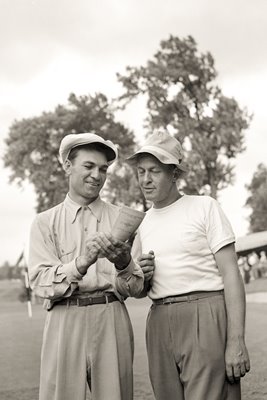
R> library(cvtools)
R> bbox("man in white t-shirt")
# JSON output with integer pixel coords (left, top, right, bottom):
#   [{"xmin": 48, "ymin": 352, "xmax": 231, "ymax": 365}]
[{"xmin": 127, "ymin": 132, "xmax": 250, "ymax": 400}]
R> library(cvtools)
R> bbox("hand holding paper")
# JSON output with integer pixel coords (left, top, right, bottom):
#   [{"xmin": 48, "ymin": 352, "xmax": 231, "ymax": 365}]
[
  {"xmin": 91, "ymin": 206, "xmax": 146, "ymax": 269},
  {"xmin": 95, "ymin": 233, "xmax": 132, "ymax": 269},
  {"xmin": 112, "ymin": 205, "xmax": 146, "ymax": 242}
]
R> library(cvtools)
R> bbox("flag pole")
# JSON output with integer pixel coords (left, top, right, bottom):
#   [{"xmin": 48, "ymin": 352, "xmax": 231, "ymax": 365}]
[
  {"xmin": 24, "ymin": 269, "xmax": 32, "ymax": 318},
  {"xmin": 17, "ymin": 250, "xmax": 32, "ymax": 318}
]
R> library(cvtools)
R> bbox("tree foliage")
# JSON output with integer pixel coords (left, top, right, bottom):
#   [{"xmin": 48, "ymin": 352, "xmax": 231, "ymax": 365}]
[
  {"xmin": 4, "ymin": 35, "xmax": 252, "ymax": 213},
  {"xmin": 117, "ymin": 35, "xmax": 251, "ymax": 198},
  {"xmin": 246, "ymin": 164, "xmax": 267, "ymax": 232},
  {"xmin": 103, "ymin": 163, "xmax": 148, "ymax": 211},
  {"xmin": 3, "ymin": 93, "xmax": 140, "ymax": 212}
]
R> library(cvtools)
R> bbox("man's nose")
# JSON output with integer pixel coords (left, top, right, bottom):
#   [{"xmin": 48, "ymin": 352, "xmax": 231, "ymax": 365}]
[
  {"xmin": 90, "ymin": 167, "xmax": 101, "ymax": 179},
  {"xmin": 143, "ymin": 171, "xmax": 152, "ymax": 182}
]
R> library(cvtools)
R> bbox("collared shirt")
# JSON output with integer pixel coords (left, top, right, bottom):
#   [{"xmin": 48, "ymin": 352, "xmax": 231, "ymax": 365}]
[{"xmin": 28, "ymin": 195, "xmax": 144, "ymax": 309}]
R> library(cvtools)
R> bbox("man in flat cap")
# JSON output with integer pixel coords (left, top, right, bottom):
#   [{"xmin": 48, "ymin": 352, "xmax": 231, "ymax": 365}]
[
  {"xmin": 128, "ymin": 131, "xmax": 250, "ymax": 400},
  {"xmin": 28, "ymin": 132, "xmax": 144, "ymax": 400}
]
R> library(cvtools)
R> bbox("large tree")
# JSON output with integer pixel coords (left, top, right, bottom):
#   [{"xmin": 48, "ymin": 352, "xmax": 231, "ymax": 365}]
[
  {"xmin": 245, "ymin": 163, "xmax": 267, "ymax": 232},
  {"xmin": 3, "ymin": 93, "xmax": 141, "ymax": 212},
  {"xmin": 117, "ymin": 35, "xmax": 251, "ymax": 198}
]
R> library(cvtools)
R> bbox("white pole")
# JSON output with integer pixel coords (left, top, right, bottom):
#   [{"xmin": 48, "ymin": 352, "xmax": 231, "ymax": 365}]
[
  {"xmin": 24, "ymin": 270, "xmax": 32, "ymax": 318},
  {"xmin": 27, "ymin": 300, "xmax": 33, "ymax": 318}
]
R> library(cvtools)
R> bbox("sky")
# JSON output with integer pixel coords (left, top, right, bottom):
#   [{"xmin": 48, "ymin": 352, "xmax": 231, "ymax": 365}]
[{"xmin": 0, "ymin": 0, "xmax": 267, "ymax": 265}]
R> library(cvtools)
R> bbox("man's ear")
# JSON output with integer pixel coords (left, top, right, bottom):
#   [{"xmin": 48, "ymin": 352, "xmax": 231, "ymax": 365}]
[
  {"xmin": 63, "ymin": 159, "xmax": 72, "ymax": 176},
  {"xmin": 172, "ymin": 167, "xmax": 180, "ymax": 182}
]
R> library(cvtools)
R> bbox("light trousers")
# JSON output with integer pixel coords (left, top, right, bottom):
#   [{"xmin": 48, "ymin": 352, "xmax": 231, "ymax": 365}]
[
  {"xmin": 39, "ymin": 301, "xmax": 134, "ymax": 400},
  {"xmin": 146, "ymin": 292, "xmax": 241, "ymax": 400}
]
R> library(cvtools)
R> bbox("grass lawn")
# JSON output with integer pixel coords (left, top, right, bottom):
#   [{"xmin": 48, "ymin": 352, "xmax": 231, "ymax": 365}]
[
  {"xmin": 0, "ymin": 279, "xmax": 266, "ymax": 400},
  {"xmin": 244, "ymin": 276, "xmax": 267, "ymax": 294}
]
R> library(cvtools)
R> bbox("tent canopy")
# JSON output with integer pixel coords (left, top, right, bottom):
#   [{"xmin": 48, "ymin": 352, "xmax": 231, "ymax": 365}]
[{"xmin": 235, "ymin": 231, "xmax": 267, "ymax": 257}]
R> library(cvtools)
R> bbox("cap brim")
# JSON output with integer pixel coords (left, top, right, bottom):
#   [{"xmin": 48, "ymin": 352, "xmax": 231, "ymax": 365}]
[
  {"xmin": 71, "ymin": 141, "xmax": 117, "ymax": 163},
  {"xmin": 126, "ymin": 149, "xmax": 187, "ymax": 172}
]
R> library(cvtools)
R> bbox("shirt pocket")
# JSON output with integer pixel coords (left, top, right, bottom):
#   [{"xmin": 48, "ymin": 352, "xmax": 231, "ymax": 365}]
[{"xmin": 57, "ymin": 242, "xmax": 76, "ymax": 263}]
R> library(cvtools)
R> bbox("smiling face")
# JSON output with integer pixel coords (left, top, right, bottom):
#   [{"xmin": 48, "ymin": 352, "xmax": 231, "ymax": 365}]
[
  {"xmin": 136, "ymin": 153, "xmax": 180, "ymax": 209},
  {"xmin": 64, "ymin": 147, "xmax": 109, "ymax": 205}
]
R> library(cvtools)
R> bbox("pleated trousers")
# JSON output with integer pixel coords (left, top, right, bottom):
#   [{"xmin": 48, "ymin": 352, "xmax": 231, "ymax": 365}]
[
  {"xmin": 39, "ymin": 301, "xmax": 134, "ymax": 400},
  {"xmin": 146, "ymin": 292, "xmax": 241, "ymax": 400}
]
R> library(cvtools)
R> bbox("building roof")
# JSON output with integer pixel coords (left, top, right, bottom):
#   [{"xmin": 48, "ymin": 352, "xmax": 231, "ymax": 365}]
[{"xmin": 235, "ymin": 231, "xmax": 267, "ymax": 256}]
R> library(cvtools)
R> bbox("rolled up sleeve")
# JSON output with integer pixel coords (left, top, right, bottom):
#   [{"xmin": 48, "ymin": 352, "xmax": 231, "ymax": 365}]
[
  {"xmin": 28, "ymin": 217, "xmax": 81, "ymax": 300},
  {"xmin": 115, "ymin": 258, "xmax": 144, "ymax": 297}
]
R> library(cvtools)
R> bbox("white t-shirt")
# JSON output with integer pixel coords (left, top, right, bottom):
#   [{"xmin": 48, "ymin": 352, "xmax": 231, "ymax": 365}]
[{"xmin": 136, "ymin": 195, "xmax": 235, "ymax": 299}]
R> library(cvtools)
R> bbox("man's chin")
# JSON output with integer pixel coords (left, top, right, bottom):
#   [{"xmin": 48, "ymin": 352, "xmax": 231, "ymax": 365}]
[
  {"xmin": 84, "ymin": 188, "xmax": 101, "ymax": 199},
  {"xmin": 142, "ymin": 192, "xmax": 155, "ymax": 201}
]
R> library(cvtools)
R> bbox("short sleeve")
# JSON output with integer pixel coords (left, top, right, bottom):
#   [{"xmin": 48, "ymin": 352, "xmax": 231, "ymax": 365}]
[{"xmin": 205, "ymin": 197, "xmax": 235, "ymax": 254}]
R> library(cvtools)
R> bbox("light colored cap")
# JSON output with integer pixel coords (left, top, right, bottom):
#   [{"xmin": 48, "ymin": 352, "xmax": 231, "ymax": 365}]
[
  {"xmin": 59, "ymin": 133, "xmax": 118, "ymax": 165},
  {"xmin": 126, "ymin": 131, "xmax": 187, "ymax": 171}
]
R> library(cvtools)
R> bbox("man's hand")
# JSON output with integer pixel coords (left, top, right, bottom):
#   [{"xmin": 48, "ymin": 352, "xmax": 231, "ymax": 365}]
[
  {"xmin": 137, "ymin": 251, "xmax": 155, "ymax": 281},
  {"xmin": 110, "ymin": 239, "xmax": 132, "ymax": 270},
  {"xmin": 215, "ymin": 243, "xmax": 251, "ymax": 384},
  {"xmin": 91, "ymin": 233, "xmax": 132, "ymax": 270},
  {"xmin": 225, "ymin": 337, "xmax": 250, "ymax": 384},
  {"xmin": 75, "ymin": 233, "xmax": 102, "ymax": 275}
]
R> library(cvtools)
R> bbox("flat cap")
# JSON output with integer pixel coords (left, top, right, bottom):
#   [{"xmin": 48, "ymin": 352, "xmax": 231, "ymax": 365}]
[
  {"xmin": 59, "ymin": 133, "xmax": 118, "ymax": 165},
  {"xmin": 126, "ymin": 131, "xmax": 187, "ymax": 171}
]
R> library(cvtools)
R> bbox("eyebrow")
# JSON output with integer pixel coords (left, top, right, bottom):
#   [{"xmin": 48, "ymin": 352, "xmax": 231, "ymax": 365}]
[
  {"xmin": 137, "ymin": 165, "xmax": 161, "ymax": 170},
  {"xmin": 83, "ymin": 161, "xmax": 108, "ymax": 168}
]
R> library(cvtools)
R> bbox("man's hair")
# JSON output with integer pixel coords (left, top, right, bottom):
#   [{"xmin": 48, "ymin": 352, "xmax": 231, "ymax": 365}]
[{"xmin": 67, "ymin": 143, "xmax": 111, "ymax": 162}]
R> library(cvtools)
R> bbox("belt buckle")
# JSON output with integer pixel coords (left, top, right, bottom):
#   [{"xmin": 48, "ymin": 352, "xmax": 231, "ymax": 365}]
[
  {"xmin": 188, "ymin": 294, "xmax": 200, "ymax": 302},
  {"xmin": 77, "ymin": 297, "xmax": 94, "ymax": 306},
  {"xmin": 162, "ymin": 298, "xmax": 171, "ymax": 305}
]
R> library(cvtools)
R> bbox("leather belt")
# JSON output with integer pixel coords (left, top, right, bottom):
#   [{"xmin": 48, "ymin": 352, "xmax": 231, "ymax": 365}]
[
  {"xmin": 54, "ymin": 293, "xmax": 119, "ymax": 307},
  {"xmin": 152, "ymin": 290, "xmax": 224, "ymax": 305}
]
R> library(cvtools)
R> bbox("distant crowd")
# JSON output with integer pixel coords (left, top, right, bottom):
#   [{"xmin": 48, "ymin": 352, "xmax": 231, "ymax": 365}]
[{"xmin": 238, "ymin": 251, "xmax": 267, "ymax": 284}]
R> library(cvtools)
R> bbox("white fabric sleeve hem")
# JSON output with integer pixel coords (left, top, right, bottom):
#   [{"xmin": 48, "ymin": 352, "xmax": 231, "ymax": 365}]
[{"xmin": 212, "ymin": 237, "xmax": 235, "ymax": 254}]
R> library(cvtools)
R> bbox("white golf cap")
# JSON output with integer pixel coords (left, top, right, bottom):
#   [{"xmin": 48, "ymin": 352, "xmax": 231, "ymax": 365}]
[
  {"xmin": 59, "ymin": 132, "xmax": 118, "ymax": 165},
  {"xmin": 126, "ymin": 131, "xmax": 187, "ymax": 171}
]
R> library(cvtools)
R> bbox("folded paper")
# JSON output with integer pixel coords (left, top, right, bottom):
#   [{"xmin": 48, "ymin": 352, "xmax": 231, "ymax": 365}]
[{"xmin": 112, "ymin": 206, "xmax": 146, "ymax": 241}]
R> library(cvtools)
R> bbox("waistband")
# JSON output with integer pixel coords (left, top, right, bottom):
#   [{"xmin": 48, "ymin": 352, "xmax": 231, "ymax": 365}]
[
  {"xmin": 54, "ymin": 293, "xmax": 120, "ymax": 307},
  {"xmin": 152, "ymin": 290, "xmax": 224, "ymax": 305}
]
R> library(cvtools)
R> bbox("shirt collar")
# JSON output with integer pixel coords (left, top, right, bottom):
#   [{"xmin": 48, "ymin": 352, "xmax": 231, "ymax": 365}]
[
  {"xmin": 64, "ymin": 194, "xmax": 104, "ymax": 223},
  {"xmin": 87, "ymin": 196, "xmax": 104, "ymax": 222}
]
